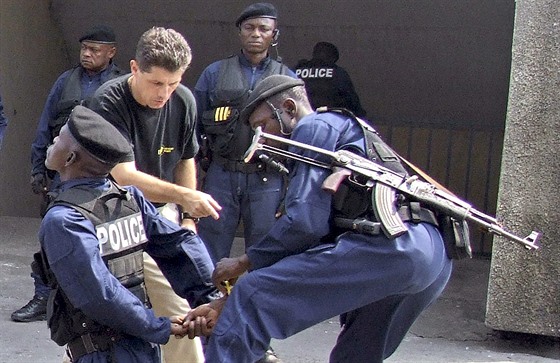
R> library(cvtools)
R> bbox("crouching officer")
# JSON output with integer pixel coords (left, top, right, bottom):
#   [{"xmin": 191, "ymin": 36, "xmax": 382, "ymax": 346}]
[
  {"xmin": 35, "ymin": 106, "xmax": 219, "ymax": 362},
  {"xmin": 184, "ymin": 76, "xmax": 452, "ymax": 363}
]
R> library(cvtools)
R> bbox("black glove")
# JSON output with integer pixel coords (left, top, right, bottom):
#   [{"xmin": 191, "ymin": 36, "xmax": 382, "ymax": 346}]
[{"xmin": 31, "ymin": 173, "xmax": 47, "ymax": 194}]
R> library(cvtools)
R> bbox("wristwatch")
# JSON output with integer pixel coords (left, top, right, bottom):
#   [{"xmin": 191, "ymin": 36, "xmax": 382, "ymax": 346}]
[{"xmin": 181, "ymin": 212, "xmax": 200, "ymax": 223}]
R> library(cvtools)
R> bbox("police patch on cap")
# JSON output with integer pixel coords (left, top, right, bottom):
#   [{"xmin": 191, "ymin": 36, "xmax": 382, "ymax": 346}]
[
  {"xmin": 79, "ymin": 25, "xmax": 116, "ymax": 44},
  {"xmin": 67, "ymin": 106, "xmax": 131, "ymax": 165},
  {"xmin": 235, "ymin": 3, "xmax": 278, "ymax": 27},
  {"xmin": 241, "ymin": 75, "xmax": 305, "ymax": 121}
]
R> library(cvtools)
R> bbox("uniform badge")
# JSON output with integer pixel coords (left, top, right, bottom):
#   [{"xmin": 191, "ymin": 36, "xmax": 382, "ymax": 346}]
[{"xmin": 214, "ymin": 106, "xmax": 232, "ymax": 122}]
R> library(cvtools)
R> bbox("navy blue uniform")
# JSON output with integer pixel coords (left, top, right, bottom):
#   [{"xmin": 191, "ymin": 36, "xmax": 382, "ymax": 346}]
[
  {"xmin": 41, "ymin": 178, "xmax": 215, "ymax": 363},
  {"xmin": 205, "ymin": 111, "xmax": 452, "ymax": 362},
  {"xmin": 195, "ymin": 54, "xmax": 296, "ymax": 262}
]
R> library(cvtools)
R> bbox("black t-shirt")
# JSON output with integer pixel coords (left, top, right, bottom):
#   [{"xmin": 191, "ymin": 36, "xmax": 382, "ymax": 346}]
[{"xmin": 88, "ymin": 74, "xmax": 198, "ymax": 183}]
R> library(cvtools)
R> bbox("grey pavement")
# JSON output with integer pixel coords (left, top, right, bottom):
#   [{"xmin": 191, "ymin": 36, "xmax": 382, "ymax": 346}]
[{"xmin": 1, "ymin": 216, "xmax": 558, "ymax": 362}]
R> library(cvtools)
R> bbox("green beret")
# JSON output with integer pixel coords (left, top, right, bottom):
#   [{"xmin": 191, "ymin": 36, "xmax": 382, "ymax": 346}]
[
  {"xmin": 241, "ymin": 75, "xmax": 304, "ymax": 121},
  {"xmin": 235, "ymin": 3, "xmax": 278, "ymax": 27},
  {"xmin": 67, "ymin": 106, "xmax": 131, "ymax": 166},
  {"xmin": 79, "ymin": 25, "xmax": 116, "ymax": 44}
]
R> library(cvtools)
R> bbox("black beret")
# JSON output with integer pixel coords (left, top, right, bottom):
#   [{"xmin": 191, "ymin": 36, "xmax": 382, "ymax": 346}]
[
  {"xmin": 241, "ymin": 75, "xmax": 305, "ymax": 121},
  {"xmin": 235, "ymin": 3, "xmax": 278, "ymax": 27},
  {"xmin": 79, "ymin": 25, "xmax": 116, "ymax": 44},
  {"xmin": 67, "ymin": 106, "xmax": 131, "ymax": 166}
]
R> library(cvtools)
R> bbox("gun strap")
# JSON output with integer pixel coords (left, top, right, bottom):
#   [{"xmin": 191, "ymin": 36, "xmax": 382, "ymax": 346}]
[{"xmin": 396, "ymin": 155, "xmax": 459, "ymax": 199}]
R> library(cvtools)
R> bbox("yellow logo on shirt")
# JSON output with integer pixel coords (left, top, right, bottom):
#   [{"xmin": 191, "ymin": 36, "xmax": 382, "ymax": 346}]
[{"xmin": 158, "ymin": 146, "xmax": 174, "ymax": 155}]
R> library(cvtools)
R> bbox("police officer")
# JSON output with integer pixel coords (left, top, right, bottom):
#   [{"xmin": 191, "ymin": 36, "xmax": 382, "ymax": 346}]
[
  {"xmin": 38, "ymin": 105, "xmax": 218, "ymax": 362},
  {"xmin": 12, "ymin": 25, "xmax": 123, "ymax": 323},
  {"xmin": 184, "ymin": 75, "xmax": 452, "ymax": 363},
  {"xmin": 295, "ymin": 41, "xmax": 367, "ymax": 117},
  {"xmin": 194, "ymin": 5, "xmax": 296, "ymax": 362},
  {"xmin": 194, "ymin": 1, "xmax": 296, "ymax": 266}
]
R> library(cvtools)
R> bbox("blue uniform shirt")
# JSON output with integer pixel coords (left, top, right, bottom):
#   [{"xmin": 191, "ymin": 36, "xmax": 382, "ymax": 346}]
[
  {"xmin": 40, "ymin": 178, "xmax": 215, "ymax": 352},
  {"xmin": 246, "ymin": 111, "xmax": 366, "ymax": 269}
]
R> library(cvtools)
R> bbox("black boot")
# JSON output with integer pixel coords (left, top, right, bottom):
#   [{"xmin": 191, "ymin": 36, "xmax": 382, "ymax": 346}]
[
  {"xmin": 11, "ymin": 295, "xmax": 47, "ymax": 322},
  {"xmin": 256, "ymin": 347, "xmax": 281, "ymax": 363}
]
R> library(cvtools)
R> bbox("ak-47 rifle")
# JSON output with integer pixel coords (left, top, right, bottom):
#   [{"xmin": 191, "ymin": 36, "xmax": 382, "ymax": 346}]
[{"xmin": 244, "ymin": 126, "xmax": 540, "ymax": 251}]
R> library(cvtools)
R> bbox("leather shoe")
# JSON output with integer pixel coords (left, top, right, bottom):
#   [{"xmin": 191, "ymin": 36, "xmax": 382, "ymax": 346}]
[
  {"xmin": 256, "ymin": 347, "xmax": 281, "ymax": 363},
  {"xmin": 11, "ymin": 295, "xmax": 47, "ymax": 322}
]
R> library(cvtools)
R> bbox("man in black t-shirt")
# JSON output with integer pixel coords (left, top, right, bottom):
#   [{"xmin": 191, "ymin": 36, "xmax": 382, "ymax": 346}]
[{"xmin": 88, "ymin": 27, "xmax": 220, "ymax": 363}]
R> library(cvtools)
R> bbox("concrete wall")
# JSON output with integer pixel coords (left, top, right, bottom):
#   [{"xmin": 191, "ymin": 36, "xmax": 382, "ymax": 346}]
[
  {"xmin": 486, "ymin": 1, "xmax": 560, "ymax": 336},
  {"xmin": 0, "ymin": 0, "xmax": 515, "ymax": 244},
  {"xmin": 0, "ymin": 0, "xmax": 68, "ymax": 217},
  {"xmin": 51, "ymin": 0, "xmax": 514, "ymax": 128}
]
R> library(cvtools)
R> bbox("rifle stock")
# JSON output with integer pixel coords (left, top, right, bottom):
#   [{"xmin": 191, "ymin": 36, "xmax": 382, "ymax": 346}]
[{"xmin": 244, "ymin": 127, "xmax": 541, "ymax": 250}]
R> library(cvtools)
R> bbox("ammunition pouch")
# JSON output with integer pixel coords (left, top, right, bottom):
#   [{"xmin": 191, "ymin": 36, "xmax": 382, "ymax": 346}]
[
  {"xmin": 66, "ymin": 329, "xmax": 124, "ymax": 362},
  {"xmin": 333, "ymin": 202, "xmax": 439, "ymax": 236},
  {"xmin": 437, "ymin": 214, "xmax": 472, "ymax": 259},
  {"xmin": 397, "ymin": 203, "xmax": 438, "ymax": 226},
  {"xmin": 47, "ymin": 287, "xmax": 77, "ymax": 346},
  {"xmin": 33, "ymin": 251, "xmax": 80, "ymax": 346},
  {"xmin": 331, "ymin": 179, "xmax": 370, "ymax": 219}
]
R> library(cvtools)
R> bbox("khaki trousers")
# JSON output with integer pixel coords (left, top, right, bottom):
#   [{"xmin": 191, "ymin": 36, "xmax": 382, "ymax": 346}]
[{"xmin": 145, "ymin": 203, "xmax": 204, "ymax": 363}]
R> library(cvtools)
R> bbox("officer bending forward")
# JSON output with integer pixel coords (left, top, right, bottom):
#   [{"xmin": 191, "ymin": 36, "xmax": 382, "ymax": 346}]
[
  {"xmin": 37, "ymin": 105, "xmax": 218, "ymax": 362},
  {"xmin": 183, "ymin": 76, "xmax": 452, "ymax": 363}
]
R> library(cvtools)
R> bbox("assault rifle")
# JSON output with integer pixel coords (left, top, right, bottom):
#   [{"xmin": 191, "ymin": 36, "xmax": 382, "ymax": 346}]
[{"xmin": 244, "ymin": 126, "xmax": 540, "ymax": 250}]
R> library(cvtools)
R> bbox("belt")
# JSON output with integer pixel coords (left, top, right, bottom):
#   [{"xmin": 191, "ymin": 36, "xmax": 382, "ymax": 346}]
[
  {"xmin": 66, "ymin": 330, "xmax": 123, "ymax": 362},
  {"xmin": 334, "ymin": 203, "xmax": 438, "ymax": 236},
  {"xmin": 213, "ymin": 155, "xmax": 266, "ymax": 173}
]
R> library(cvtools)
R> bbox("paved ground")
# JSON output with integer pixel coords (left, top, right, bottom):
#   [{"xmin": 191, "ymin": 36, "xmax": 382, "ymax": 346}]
[{"xmin": 1, "ymin": 215, "xmax": 558, "ymax": 362}]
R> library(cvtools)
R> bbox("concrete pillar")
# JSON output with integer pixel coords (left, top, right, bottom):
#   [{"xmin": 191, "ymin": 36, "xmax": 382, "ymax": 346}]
[
  {"xmin": 486, "ymin": 2, "xmax": 559, "ymax": 336},
  {"xmin": 0, "ymin": 0, "xmax": 69, "ymax": 217}
]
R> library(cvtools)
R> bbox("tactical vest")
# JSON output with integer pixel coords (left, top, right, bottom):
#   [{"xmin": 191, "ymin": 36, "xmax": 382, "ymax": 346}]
[
  {"xmin": 37, "ymin": 181, "xmax": 148, "ymax": 346},
  {"xmin": 318, "ymin": 107, "xmax": 408, "ymax": 221},
  {"xmin": 49, "ymin": 65, "xmax": 123, "ymax": 139},
  {"xmin": 201, "ymin": 55, "xmax": 292, "ymax": 159}
]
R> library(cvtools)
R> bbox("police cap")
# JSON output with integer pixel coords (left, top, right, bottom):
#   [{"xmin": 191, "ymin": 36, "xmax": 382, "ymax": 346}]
[
  {"xmin": 79, "ymin": 25, "xmax": 117, "ymax": 44},
  {"xmin": 235, "ymin": 3, "xmax": 278, "ymax": 27},
  {"xmin": 242, "ymin": 75, "xmax": 304, "ymax": 120},
  {"xmin": 67, "ymin": 106, "xmax": 131, "ymax": 166}
]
